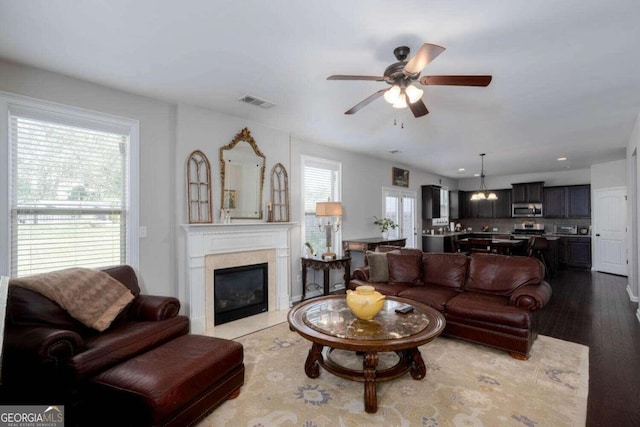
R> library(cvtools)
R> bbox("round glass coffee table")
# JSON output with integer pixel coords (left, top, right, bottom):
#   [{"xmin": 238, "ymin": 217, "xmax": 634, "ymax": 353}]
[{"xmin": 288, "ymin": 295, "xmax": 445, "ymax": 413}]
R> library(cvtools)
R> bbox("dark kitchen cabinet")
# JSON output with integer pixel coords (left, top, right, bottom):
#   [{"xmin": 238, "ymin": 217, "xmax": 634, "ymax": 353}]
[
  {"xmin": 478, "ymin": 198, "xmax": 493, "ymax": 218},
  {"xmin": 568, "ymin": 185, "xmax": 591, "ymax": 218},
  {"xmin": 449, "ymin": 190, "xmax": 459, "ymax": 220},
  {"xmin": 543, "ymin": 185, "xmax": 590, "ymax": 218},
  {"xmin": 556, "ymin": 236, "xmax": 592, "ymax": 269},
  {"xmin": 458, "ymin": 189, "xmax": 510, "ymax": 219},
  {"xmin": 543, "ymin": 186, "xmax": 567, "ymax": 218},
  {"xmin": 567, "ymin": 237, "xmax": 592, "ymax": 268},
  {"xmin": 423, "ymin": 235, "xmax": 463, "ymax": 253},
  {"xmin": 458, "ymin": 191, "xmax": 470, "ymax": 218},
  {"xmin": 423, "ymin": 236, "xmax": 446, "ymax": 252},
  {"xmin": 493, "ymin": 189, "xmax": 512, "ymax": 218},
  {"xmin": 422, "ymin": 185, "xmax": 441, "ymax": 220},
  {"xmin": 512, "ymin": 182, "xmax": 544, "ymax": 203}
]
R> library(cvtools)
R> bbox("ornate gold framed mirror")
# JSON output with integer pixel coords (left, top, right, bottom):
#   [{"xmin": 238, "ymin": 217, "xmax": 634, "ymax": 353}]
[{"xmin": 219, "ymin": 128, "xmax": 265, "ymax": 219}]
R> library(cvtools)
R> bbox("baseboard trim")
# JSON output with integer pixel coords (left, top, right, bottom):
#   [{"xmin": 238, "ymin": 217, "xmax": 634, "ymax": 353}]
[{"xmin": 626, "ymin": 285, "xmax": 639, "ymax": 303}]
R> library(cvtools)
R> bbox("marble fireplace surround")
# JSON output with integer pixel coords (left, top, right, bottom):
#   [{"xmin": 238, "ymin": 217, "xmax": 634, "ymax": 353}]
[{"xmin": 182, "ymin": 223, "xmax": 296, "ymax": 334}]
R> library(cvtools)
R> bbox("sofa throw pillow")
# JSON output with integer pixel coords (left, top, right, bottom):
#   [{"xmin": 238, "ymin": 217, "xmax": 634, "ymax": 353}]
[
  {"xmin": 366, "ymin": 251, "xmax": 390, "ymax": 282},
  {"xmin": 387, "ymin": 252, "xmax": 422, "ymax": 284}
]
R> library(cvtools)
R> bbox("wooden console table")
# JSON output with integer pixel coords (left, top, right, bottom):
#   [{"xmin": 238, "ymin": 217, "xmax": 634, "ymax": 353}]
[
  {"xmin": 301, "ymin": 257, "xmax": 351, "ymax": 301},
  {"xmin": 342, "ymin": 237, "xmax": 407, "ymax": 268}
]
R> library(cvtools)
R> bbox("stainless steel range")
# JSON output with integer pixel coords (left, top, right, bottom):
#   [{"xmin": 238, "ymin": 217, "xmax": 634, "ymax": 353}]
[{"xmin": 512, "ymin": 223, "xmax": 545, "ymax": 239}]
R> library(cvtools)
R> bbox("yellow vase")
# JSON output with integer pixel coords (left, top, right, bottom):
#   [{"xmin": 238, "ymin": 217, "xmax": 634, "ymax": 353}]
[{"xmin": 346, "ymin": 285, "xmax": 386, "ymax": 320}]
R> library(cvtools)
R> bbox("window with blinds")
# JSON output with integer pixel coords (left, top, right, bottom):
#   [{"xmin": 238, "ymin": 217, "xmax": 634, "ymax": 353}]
[
  {"xmin": 8, "ymin": 104, "xmax": 133, "ymax": 277},
  {"xmin": 302, "ymin": 156, "xmax": 341, "ymax": 255}
]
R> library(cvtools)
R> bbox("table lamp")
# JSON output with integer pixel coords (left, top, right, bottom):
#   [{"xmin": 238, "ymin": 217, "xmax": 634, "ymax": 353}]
[{"xmin": 316, "ymin": 201, "xmax": 343, "ymax": 259}]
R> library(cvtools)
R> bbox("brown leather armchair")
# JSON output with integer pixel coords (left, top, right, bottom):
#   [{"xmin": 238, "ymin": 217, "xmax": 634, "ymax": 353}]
[{"xmin": 1, "ymin": 265, "xmax": 190, "ymax": 407}]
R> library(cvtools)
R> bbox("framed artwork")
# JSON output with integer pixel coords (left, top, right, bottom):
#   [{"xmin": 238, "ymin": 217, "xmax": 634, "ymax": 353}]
[
  {"xmin": 223, "ymin": 189, "xmax": 237, "ymax": 209},
  {"xmin": 392, "ymin": 167, "xmax": 409, "ymax": 187}
]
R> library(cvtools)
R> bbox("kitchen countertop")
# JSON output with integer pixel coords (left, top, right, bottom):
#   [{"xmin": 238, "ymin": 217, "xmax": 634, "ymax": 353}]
[{"xmin": 422, "ymin": 232, "xmax": 591, "ymax": 239}]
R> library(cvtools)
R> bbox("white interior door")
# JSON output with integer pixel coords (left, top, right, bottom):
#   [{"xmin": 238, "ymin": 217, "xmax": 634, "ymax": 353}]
[
  {"xmin": 594, "ymin": 187, "xmax": 627, "ymax": 275},
  {"xmin": 383, "ymin": 188, "xmax": 417, "ymax": 248}
]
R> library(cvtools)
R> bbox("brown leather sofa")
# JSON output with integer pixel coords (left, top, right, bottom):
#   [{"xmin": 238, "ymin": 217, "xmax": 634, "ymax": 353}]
[
  {"xmin": 349, "ymin": 250, "xmax": 552, "ymax": 359},
  {"xmin": 1, "ymin": 265, "xmax": 244, "ymax": 426}
]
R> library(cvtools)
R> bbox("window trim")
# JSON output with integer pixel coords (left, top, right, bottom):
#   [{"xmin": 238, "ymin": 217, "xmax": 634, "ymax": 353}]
[{"xmin": 0, "ymin": 91, "xmax": 140, "ymax": 276}]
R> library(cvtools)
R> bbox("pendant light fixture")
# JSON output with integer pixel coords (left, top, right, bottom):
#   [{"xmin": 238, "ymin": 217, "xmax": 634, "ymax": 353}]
[{"xmin": 471, "ymin": 153, "xmax": 497, "ymax": 201}]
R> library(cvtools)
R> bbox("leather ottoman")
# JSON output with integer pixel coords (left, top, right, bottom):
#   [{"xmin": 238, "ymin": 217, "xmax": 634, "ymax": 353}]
[{"xmin": 89, "ymin": 334, "xmax": 244, "ymax": 427}]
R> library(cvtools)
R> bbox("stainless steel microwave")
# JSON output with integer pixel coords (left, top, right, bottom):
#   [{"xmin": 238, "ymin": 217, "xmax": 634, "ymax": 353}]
[{"xmin": 512, "ymin": 203, "xmax": 543, "ymax": 217}]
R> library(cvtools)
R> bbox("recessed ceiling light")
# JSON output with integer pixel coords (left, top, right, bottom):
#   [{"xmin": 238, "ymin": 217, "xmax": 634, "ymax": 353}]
[
  {"xmin": 557, "ymin": 157, "xmax": 567, "ymax": 161},
  {"xmin": 473, "ymin": 173, "xmax": 480, "ymax": 177},
  {"xmin": 457, "ymin": 168, "xmax": 465, "ymax": 172}
]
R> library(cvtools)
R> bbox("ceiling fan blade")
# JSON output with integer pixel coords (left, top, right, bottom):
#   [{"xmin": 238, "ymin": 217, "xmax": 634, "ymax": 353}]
[
  {"xmin": 344, "ymin": 89, "xmax": 387, "ymax": 114},
  {"xmin": 407, "ymin": 96, "xmax": 429, "ymax": 118},
  {"xmin": 403, "ymin": 43, "xmax": 446, "ymax": 76},
  {"xmin": 419, "ymin": 75, "xmax": 493, "ymax": 86},
  {"xmin": 327, "ymin": 75, "xmax": 386, "ymax": 81}
]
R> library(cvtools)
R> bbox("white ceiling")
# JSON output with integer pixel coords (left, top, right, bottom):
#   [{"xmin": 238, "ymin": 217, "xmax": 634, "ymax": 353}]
[{"xmin": 1, "ymin": 0, "xmax": 638, "ymax": 178}]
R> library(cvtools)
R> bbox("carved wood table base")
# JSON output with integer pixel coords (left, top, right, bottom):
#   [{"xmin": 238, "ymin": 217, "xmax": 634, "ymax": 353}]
[{"xmin": 289, "ymin": 295, "xmax": 445, "ymax": 414}]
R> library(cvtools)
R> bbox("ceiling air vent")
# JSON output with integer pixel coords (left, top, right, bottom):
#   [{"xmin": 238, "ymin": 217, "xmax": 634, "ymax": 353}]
[{"xmin": 238, "ymin": 95, "xmax": 275, "ymax": 109}]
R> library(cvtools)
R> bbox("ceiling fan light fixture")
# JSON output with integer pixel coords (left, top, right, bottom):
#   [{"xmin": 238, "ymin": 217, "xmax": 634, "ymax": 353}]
[
  {"xmin": 405, "ymin": 84, "xmax": 423, "ymax": 103},
  {"xmin": 392, "ymin": 95, "xmax": 408, "ymax": 109},
  {"xmin": 384, "ymin": 85, "xmax": 401, "ymax": 104},
  {"xmin": 328, "ymin": 43, "xmax": 491, "ymax": 117}
]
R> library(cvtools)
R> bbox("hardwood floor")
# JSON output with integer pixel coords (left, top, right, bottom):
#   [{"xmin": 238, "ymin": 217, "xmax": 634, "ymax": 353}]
[{"xmin": 537, "ymin": 269, "xmax": 640, "ymax": 427}]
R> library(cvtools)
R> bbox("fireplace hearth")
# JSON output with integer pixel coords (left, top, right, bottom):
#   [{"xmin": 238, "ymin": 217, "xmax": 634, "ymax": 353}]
[{"xmin": 214, "ymin": 263, "xmax": 268, "ymax": 325}]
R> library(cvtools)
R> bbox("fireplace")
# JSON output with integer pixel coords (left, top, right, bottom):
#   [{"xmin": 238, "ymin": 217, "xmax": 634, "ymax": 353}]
[
  {"xmin": 214, "ymin": 263, "xmax": 268, "ymax": 325},
  {"xmin": 182, "ymin": 222, "xmax": 296, "ymax": 334}
]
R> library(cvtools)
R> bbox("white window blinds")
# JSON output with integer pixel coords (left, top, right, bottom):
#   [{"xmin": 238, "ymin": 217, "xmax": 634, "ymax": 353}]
[{"xmin": 9, "ymin": 108, "xmax": 130, "ymax": 277}]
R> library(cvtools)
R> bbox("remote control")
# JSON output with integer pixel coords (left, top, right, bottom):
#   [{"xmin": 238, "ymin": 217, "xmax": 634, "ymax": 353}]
[{"xmin": 395, "ymin": 305, "xmax": 414, "ymax": 314}]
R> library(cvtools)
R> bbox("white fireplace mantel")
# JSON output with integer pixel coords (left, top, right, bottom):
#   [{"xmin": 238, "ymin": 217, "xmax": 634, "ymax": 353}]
[{"xmin": 181, "ymin": 222, "xmax": 297, "ymax": 333}]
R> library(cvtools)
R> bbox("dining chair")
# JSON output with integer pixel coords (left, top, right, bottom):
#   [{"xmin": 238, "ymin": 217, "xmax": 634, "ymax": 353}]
[
  {"xmin": 527, "ymin": 236, "xmax": 550, "ymax": 277},
  {"xmin": 469, "ymin": 238, "xmax": 493, "ymax": 253}
]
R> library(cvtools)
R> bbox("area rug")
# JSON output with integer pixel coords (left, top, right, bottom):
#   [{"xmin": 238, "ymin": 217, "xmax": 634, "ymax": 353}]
[{"xmin": 199, "ymin": 323, "xmax": 588, "ymax": 427}]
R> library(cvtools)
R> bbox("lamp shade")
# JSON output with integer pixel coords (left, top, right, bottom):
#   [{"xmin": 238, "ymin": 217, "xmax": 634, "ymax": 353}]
[{"xmin": 316, "ymin": 202, "xmax": 343, "ymax": 217}]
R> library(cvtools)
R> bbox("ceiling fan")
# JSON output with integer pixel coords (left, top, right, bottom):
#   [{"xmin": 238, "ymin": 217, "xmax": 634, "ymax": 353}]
[{"xmin": 327, "ymin": 43, "xmax": 492, "ymax": 117}]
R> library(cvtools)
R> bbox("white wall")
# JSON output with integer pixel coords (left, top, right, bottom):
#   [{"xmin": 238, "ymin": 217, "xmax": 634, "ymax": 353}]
[
  {"xmin": 591, "ymin": 160, "xmax": 627, "ymax": 190},
  {"xmin": 0, "ymin": 59, "xmax": 176, "ymax": 296},
  {"xmin": 172, "ymin": 104, "xmax": 457, "ymax": 302},
  {"xmin": 174, "ymin": 103, "xmax": 292, "ymax": 309},
  {"xmin": 290, "ymin": 139, "xmax": 457, "ymax": 239}
]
